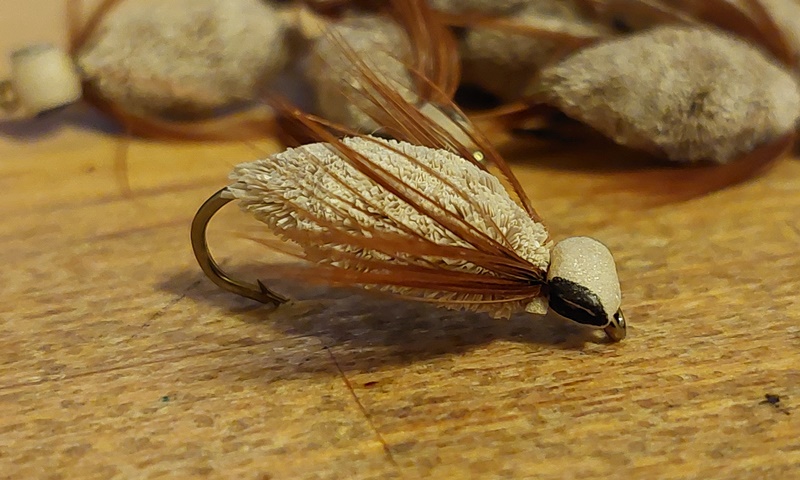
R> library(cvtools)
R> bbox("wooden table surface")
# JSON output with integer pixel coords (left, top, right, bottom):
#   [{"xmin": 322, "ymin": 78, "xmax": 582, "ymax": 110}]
[
  {"xmin": 2, "ymin": 107, "xmax": 798, "ymax": 479},
  {"xmin": 2, "ymin": 4, "xmax": 799, "ymax": 480}
]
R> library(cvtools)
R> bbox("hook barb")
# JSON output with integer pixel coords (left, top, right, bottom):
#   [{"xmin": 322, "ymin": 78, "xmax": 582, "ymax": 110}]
[{"xmin": 191, "ymin": 188, "xmax": 289, "ymax": 305}]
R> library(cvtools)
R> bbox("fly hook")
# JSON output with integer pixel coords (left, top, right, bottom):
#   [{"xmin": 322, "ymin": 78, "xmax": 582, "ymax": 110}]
[{"xmin": 190, "ymin": 188, "xmax": 289, "ymax": 305}]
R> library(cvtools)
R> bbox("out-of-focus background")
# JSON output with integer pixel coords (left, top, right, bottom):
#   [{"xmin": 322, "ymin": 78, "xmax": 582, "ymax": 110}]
[{"xmin": 1, "ymin": 1, "xmax": 69, "ymax": 76}]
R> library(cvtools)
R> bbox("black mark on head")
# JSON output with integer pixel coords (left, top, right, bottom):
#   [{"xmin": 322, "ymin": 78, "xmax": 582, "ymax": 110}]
[{"xmin": 548, "ymin": 277, "xmax": 607, "ymax": 327}]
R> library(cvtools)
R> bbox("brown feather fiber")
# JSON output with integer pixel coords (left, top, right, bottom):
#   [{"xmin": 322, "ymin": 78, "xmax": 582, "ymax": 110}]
[
  {"xmin": 83, "ymin": 85, "xmax": 278, "ymax": 141},
  {"xmin": 435, "ymin": 9, "xmax": 607, "ymax": 48},
  {"xmin": 581, "ymin": 0, "xmax": 796, "ymax": 67},
  {"xmin": 235, "ymin": 164, "xmax": 548, "ymax": 316},
  {"xmin": 67, "ymin": 0, "xmax": 122, "ymax": 55},
  {"xmin": 292, "ymin": 30, "xmax": 546, "ymax": 224},
  {"xmin": 391, "ymin": 0, "xmax": 462, "ymax": 100},
  {"xmin": 267, "ymin": 108, "xmax": 534, "ymax": 262}
]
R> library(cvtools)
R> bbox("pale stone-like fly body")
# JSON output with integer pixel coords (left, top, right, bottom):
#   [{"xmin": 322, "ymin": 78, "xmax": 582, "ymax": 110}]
[
  {"xmin": 77, "ymin": 0, "xmax": 290, "ymax": 117},
  {"xmin": 532, "ymin": 25, "xmax": 800, "ymax": 163},
  {"xmin": 429, "ymin": 0, "xmax": 800, "ymax": 167}
]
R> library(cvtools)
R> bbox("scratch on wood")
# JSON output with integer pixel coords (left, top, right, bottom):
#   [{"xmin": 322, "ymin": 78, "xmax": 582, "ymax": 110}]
[
  {"xmin": 0, "ymin": 338, "xmax": 279, "ymax": 392},
  {"xmin": 113, "ymin": 131, "xmax": 133, "ymax": 198},
  {"xmin": 141, "ymin": 289, "xmax": 193, "ymax": 328},
  {"xmin": 87, "ymin": 218, "xmax": 191, "ymax": 241},
  {"xmin": 781, "ymin": 221, "xmax": 800, "ymax": 242},
  {"xmin": 8, "ymin": 179, "xmax": 225, "ymax": 218},
  {"xmin": 324, "ymin": 346, "xmax": 398, "ymax": 466}
]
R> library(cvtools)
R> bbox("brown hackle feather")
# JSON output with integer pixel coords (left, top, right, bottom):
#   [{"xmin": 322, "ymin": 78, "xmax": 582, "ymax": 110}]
[
  {"xmin": 84, "ymin": 86, "xmax": 278, "ymax": 141},
  {"xmin": 245, "ymin": 229, "xmax": 546, "ymax": 289},
  {"xmin": 235, "ymin": 178, "xmax": 549, "ymax": 316},
  {"xmin": 294, "ymin": 30, "xmax": 547, "ymax": 224},
  {"xmin": 261, "ymin": 262, "xmax": 544, "ymax": 307},
  {"xmin": 435, "ymin": 9, "xmax": 607, "ymax": 48},
  {"xmin": 391, "ymin": 0, "xmax": 462, "ymax": 100},
  {"xmin": 268, "ymin": 110, "xmax": 539, "ymax": 261},
  {"xmin": 67, "ymin": 0, "xmax": 122, "ymax": 55},
  {"xmin": 304, "ymin": 0, "xmax": 461, "ymax": 132},
  {"xmin": 579, "ymin": 0, "xmax": 796, "ymax": 67},
  {"xmin": 618, "ymin": 131, "xmax": 798, "ymax": 205},
  {"xmin": 240, "ymin": 211, "xmax": 547, "ymax": 283}
]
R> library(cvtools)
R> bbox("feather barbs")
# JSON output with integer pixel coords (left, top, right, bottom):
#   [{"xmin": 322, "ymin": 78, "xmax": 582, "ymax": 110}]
[{"xmin": 224, "ymin": 136, "xmax": 552, "ymax": 319}]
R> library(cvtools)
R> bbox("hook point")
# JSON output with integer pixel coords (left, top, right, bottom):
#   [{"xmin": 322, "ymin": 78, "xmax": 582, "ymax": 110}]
[{"xmin": 191, "ymin": 188, "xmax": 288, "ymax": 306}]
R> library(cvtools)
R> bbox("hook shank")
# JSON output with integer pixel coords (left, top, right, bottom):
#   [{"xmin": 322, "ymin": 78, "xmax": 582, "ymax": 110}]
[{"xmin": 191, "ymin": 188, "xmax": 288, "ymax": 305}]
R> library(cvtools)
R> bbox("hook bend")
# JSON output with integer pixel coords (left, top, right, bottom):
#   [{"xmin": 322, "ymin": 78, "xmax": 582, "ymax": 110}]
[{"xmin": 190, "ymin": 188, "xmax": 289, "ymax": 305}]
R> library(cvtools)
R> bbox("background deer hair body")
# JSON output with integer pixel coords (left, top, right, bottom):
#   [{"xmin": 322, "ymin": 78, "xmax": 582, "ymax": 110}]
[
  {"xmin": 429, "ymin": 0, "xmax": 800, "ymax": 167},
  {"xmin": 3, "ymin": 0, "xmax": 797, "ymax": 185},
  {"xmin": 2, "ymin": 0, "xmax": 456, "ymax": 141}
]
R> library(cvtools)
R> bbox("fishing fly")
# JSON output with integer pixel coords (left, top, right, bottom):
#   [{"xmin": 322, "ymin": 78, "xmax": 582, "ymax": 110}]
[{"xmin": 190, "ymin": 28, "xmax": 628, "ymax": 342}]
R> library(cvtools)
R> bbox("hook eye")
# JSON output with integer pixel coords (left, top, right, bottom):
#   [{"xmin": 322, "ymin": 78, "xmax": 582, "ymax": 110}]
[
  {"xmin": 603, "ymin": 309, "xmax": 627, "ymax": 342},
  {"xmin": 190, "ymin": 188, "xmax": 288, "ymax": 305}
]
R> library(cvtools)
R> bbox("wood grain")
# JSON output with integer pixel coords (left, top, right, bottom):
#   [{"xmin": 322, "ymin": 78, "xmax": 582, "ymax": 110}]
[
  {"xmin": 1, "ymin": 6, "xmax": 798, "ymax": 479},
  {"xmin": 2, "ymin": 104, "xmax": 797, "ymax": 479}
]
